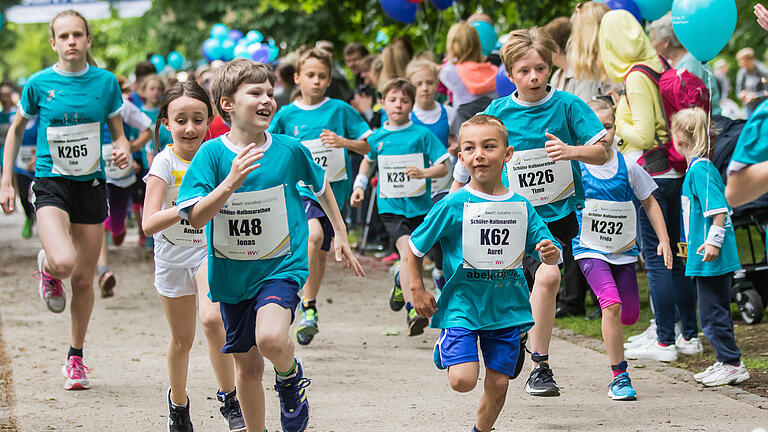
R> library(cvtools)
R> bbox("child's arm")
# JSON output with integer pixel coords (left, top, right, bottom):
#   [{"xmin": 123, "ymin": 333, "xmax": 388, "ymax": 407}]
[
  {"xmin": 142, "ymin": 175, "xmax": 181, "ymax": 235},
  {"xmin": 0, "ymin": 114, "xmax": 29, "ymax": 213},
  {"xmin": 320, "ymin": 129, "xmax": 371, "ymax": 155},
  {"xmin": 131, "ymin": 127, "xmax": 153, "ymax": 152},
  {"xmin": 698, "ymin": 212, "xmax": 726, "ymax": 262},
  {"xmin": 315, "ymin": 184, "xmax": 366, "ymax": 277},
  {"xmin": 544, "ymin": 132, "xmax": 608, "ymax": 165},
  {"xmin": 640, "ymin": 195, "xmax": 673, "ymax": 269},
  {"xmin": 407, "ymin": 250, "xmax": 437, "ymax": 318},
  {"xmin": 405, "ymin": 159, "xmax": 449, "ymax": 180},
  {"xmin": 350, "ymin": 158, "xmax": 376, "ymax": 207},
  {"xmin": 187, "ymin": 144, "xmax": 264, "ymax": 229},
  {"xmin": 725, "ymin": 161, "xmax": 768, "ymax": 207}
]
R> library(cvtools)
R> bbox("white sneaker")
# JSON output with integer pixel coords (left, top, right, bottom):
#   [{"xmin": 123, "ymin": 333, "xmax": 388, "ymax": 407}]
[
  {"xmin": 694, "ymin": 362, "xmax": 724, "ymax": 383},
  {"xmin": 625, "ymin": 340, "xmax": 678, "ymax": 362},
  {"xmin": 702, "ymin": 361, "xmax": 750, "ymax": 387},
  {"xmin": 675, "ymin": 334, "xmax": 703, "ymax": 355},
  {"xmin": 674, "ymin": 321, "xmax": 682, "ymax": 339},
  {"xmin": 627, "ymin": 320, "xmax": 655, "ymax": 343}
]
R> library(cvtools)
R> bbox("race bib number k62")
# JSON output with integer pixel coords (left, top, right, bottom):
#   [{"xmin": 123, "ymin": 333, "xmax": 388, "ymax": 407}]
[
  {"xmin": 579, "ymin": 199, "xmax": 636, "ymax": 253},
  {"xmin": 302, "ymin": 139, "xmax": 347, "ymax": 182},
  {"xmin": 506, "ymin": 148, "xmax": 574, "ymax": 206},
  {"xmin": 378, "ymin": 153, "xmax": 426, "ymax": 198},
  {"xmin": 47, "ymin": 122, "xmax": 101, "ymax": 176},
  {"xmin": 462, "ymin": 202, "xmax": 528, "ymax": 270}
]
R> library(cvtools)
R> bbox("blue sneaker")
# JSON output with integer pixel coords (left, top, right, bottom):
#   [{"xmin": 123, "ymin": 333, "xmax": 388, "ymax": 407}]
[
  {"xmin": 274, "ymin": 361, "xmax": 311, "ymax": 432},
  {"xmin": 608, "ymin": 372, "xmax": 637, "ymax": 400},
  {"xmin": 295, "ymin": 303, "xmax": 319, "ymax": 346}
]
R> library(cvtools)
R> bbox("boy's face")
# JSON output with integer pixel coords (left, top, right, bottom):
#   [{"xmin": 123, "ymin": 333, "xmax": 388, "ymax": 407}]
[
  {"xmin": 409, "ymin": 69, "xmax": 438, "ymax": 107},
  {"xmin": 382, "ymin": 89, "xmax": 413, "ymax": 125},
  {"xmin": 458, "ymin": 124, "xmax": 514, "ymax": 184},
  {"xmin": 294, "ymin": 58, "xmax": 331, "ymax": 101},
  {"xmin": 509, "ymin": 49, "xmax": 551, "ymax": 102},
  {"xmin": 223, "ymin": 81, "xmax": 277, "ymax": 131},
  {"xmin": 595, "ymin": 109, "xmax": 615, "ymax": 153}
]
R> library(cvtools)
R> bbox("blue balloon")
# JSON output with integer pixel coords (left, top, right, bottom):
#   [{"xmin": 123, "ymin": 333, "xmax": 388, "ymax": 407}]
[
  {"xmin": 251, "ymin": 46, "xmax": 270, "ymax": 63},
  {"xmin": 202, "ymin": 38, "xmax": 224, "ymax": 61},
  {"xmin": 602, "ymin": 0, "xmax": 642, "ymax": 23},
  {"xmin": 228, "ymin": 29, "xmax": 243, "ymax": 41},
  {"xmin": 496, "ymin": 64, "xmax": 517, "ymax": 98},
  {"xmin": 222, "ymin": 39, "xmax": 236, "ymax": 61},
  {"xmin": 380, "ymin": 0, "xmax": 418, "ymax": 24},
  {"xmin": 268, "ymin": 45, "xmax": 279, "ymax": 62},
  {"xmin": 245, "ymin": 30, "xmax": 264, "ymax": 43},
  {"xmin": 430, "ymin": 0, "xmax": 454, "ymax": 10},
  {"xmin": 150, "ymin": 54, "xmax": 166, "ymax": 73},
  {"xmin": 672, "ymin": 0, "xmax": 736, "ymax": 62},
  {"xmin": 247, "ymin": 42, "xmax": 262, "ymax": 56},
  {"xmin": 472, "ymin": 21, "xmax": 498, "ymax": 57},
  {"xmin": 210, "ymin": 23, "xmax": 229, "ymax": 41},
  {"xmin": 635, "ymin": 0, "xmax": 672, "ymax": 20},
  {"xmin": 166, "ymin": 51, "xmax": 184, "ymax": 71},
  {"xmin": 234, "ymin": 43, "xmax": 250, "ymax": 59}
]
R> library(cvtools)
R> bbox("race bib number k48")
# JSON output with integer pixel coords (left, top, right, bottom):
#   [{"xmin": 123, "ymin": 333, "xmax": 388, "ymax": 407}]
[
  {"xmin": 579, "ymin": 199, "xmax": 636, "ymax": 254},
  {"xmin": 378, "ymin": 153, "xmax": 426, "ymax": 198},
  {"xmin": 462, "ymin": 202, "xmax": 528, "ymax": 270},
  {"xmin": 302, "ymin": 139, "xmax": 347, "ymax": 182},
  {"xmin": 507, "ymin": 148, "xmax": 574, "ymax": 206},
  {"xmin": 47, "ymin": 122, "xmax": 101, "ymax": 176}
]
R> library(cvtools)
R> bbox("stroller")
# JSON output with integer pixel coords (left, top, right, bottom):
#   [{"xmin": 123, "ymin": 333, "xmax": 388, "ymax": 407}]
[{"xmin": 711, "ymin": 115, "xmax": 768, "ymax": 324}]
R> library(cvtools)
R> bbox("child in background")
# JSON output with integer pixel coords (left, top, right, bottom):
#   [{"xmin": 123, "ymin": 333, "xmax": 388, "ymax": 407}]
[
  {"xmin": 177, "ymin": 59, "xmax": 364, "ymax": 432},
  {"xmin": 135, "ymin": 74, "xmax": 165, "ymax": 249},
  {"xmin": 269, "ymin": 48, "xmax": 372, "ymax": 346},
  {"xmin": 14, "ymin": 117, "xmax": 36, "ymax": 239},
  {"xmin": 351, "ymin": 78, "xmax": 449, "ymax": 336},
  {"xmin": 574, "ymin": 99, "xmax": 673, "ymax": 400},
  {"xmin": 408, "ymin": 115, "xmax": 560, "ymax": 432},
  {"xmin": 143, "ymin": 80, "xmax": 245, "ymax": 432},
  {"xmin": 672, "ymin": 107, "xmax": 751, "ymax": 387}
]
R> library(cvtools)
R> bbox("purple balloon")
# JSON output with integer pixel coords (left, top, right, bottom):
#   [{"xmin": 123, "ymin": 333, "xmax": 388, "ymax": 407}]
[
  {"xmin": 496, "ymin": 64, "xmax": 516, "ymax": 98},
  {"xmin": 228, "ymin": 29, "xmax": 243, "ymax": 41},
  {"xmin": 602, "ymin": 0, "xmax": 642, "ymax": 23},
  {"xmin": 250, "ymin": 46, "xmax": 270, "ymax": 63},
  {"xmin": 430, "ymin": 0, "xmax": 454, "ymax": 10},
  {"xmin": 380, "ymin": 0, "xmax": 418, "ymax": 24}
]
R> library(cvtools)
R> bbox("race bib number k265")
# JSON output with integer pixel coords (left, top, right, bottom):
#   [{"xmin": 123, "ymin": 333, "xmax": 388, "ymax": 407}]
[
  {"xmin": 462, "ymin": 202, "xmax": 528, "ymax": 270},
  {"xmin": 378, "ymin": 153, "xmax": 426, "ymax": 198},
  {"xmin": 579, "ymin": 199, "xmax": 636, "ymax": 253},
  {"xmin": 47, "ymin": 122, "xmax": 101, "ymax": 176},
  {"xmin": 506, "ymin": 148, "xmax": 574, "ymax": 206}
]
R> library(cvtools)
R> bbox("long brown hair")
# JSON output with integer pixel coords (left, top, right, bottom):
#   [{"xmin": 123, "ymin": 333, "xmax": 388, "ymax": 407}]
[
  {"xmin": 48, "ymin": 10, "xmax": 96, "ymax": 65},
  {"xmin": 155, "ymin": 80, "xmax": 214, "ymax": 153}
]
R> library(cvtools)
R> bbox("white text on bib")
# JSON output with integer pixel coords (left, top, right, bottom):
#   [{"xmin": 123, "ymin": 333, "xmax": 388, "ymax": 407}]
[
  {"xmin": 506, "ymin": 148, "xmax": 574, "ymax": 206},
  {"xmin": 378, "ymin": 153, "xmax": 426, "ymax": 198},
  {"xmin": 302, "ymin": 139, "xmax": 347, "ymax": 182},
  {"xmin": 462, "ymin": 202, "xmax": 528, "ymax": 270},
  {"xmin": 47, "ymin": 122, "xmax": 101, "ymax": 176},
  {"xmin": 579, "ymin": 199, "xmax": 637, "ymax": 253}
]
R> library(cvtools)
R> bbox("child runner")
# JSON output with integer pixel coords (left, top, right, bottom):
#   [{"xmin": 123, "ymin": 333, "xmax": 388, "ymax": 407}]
[
  {"xmin": 409, "ymin": 115, "xmax": 560, "ymax": 432},
  {"xmin": 405, "ymin": 59, "xmax": 458, "ymax": 293},
  {"xmin": 176, "ymin": 58, "xmax": 364, "ymax": 432},
  {"xmin": 134, "ymin": 74, "xmax": 165, "ymax": 249},
  {"xmin": 573, "ymin": 99, "xmax": 673, "ymax": 400},
  {"xmin": 268, "ymin": 48, "xmax": 371, "ymax": 346},
  {"xmin": 350, "ymin": 77, "xmax": 450, "ymax": 336},
  {"xmin": 671, "ymin": 107, "xmax": 751, "ymax": 387},
  {"xmin": 14, "ymin": 117, "xmax": 37, "ymax": 239},
  {"xmin": 452, "ymin": 27, "xmax": 608, "ymax": 396},
  {"xmin": 0, "ymin": 9, "xmax": 132, "ymax": 390},
  {"xmin": 143, "ymin": 80, "xmax": 245, "ymax": 432}
]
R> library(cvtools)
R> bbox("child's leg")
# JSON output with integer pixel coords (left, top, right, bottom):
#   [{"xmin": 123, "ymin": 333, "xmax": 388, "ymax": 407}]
[
  {"xmin": 448, "ymin": 362, "xmax": 480, "ymax": 392},
  {"xmin": 159, "ymin": 294, "xmax": 197, "ymax": 406},
  {"xmin": 395, "ymin": 235, "xmax": 413, "ymax": 303},
  {"xmin": 232, "ymin": 348, "xmax": 266, "ymax": 431},
  {"xmin": 194, "ymin": 263, "xmax": 235, "ymax": 393},
  {"xmin": 69, "ymin": 223, "xmax": 104, "ymax": 351},
  {"xmin": 303, "ymin": 218, "xmax": 328, "ymax": 303},
  {"xmin": 579, "ymin": 259, "xmax": 625, "ymax": 365},
  {"xmin": 476, "ymin": 368, "xmax": 509, "ymax": 432},
  {"xmin": 696, "ymin": 275, "xmax": 742, "ymax": 364},
  {"xmin": 613, "ymin": 263, "xmax": 640, "ymax": 326},
  {"xmin": 528, "ymin": 263, "xmax": 560, "ymax": 365},
  {"xmin": 255, "ymin": 303, "xmax": 295, "ymax": 372}
]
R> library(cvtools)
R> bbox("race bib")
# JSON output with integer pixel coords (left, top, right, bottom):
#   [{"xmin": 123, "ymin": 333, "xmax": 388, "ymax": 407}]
[
  {"xmin": 506, "ymin": 148, "xmax": 574, "ymax": 206},
  {"xmin": 302, "ymin": 139, "xmax": 347, "ymax": 182},
  {"xmin": 162, "ymin": 185, "xmax": 206, "ymax": 247},
  {"xmin": 15, "ymin": 146, "xmax": 34, "ymax": 171},
  {"xmin": 212, "ymin": 185, "xmax": 290, "ymax": 260},
  {"xmin": 681, "ymin": 195, "xmax": 691, "ymax": 241},
  {"xmin": 462, "ymin": 202, "xmax": 528, "ymax": 270},
  {"xmin": 102, "ymin": 144, "xmax": 133, "ymax": 180},
  {"xmin": 47, "ymin": 122, "xmax": 101, "ymax": 176},
  {"xmin": 431, "ymin": 157, "xmax": 454, "ymax": 194},
  {"xmin": 378, "ymin": 153, "xmax": 426, "ymax": 198},
  {"xmin": 579, "ymin": 199, "xmax": 637, "ymax": 254}
]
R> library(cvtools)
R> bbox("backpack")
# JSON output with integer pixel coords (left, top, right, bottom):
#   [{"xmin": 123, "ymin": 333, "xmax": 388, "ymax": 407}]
[{"xmin": 627, "ymin": 56, "xmax": 711, "ymax": 176}]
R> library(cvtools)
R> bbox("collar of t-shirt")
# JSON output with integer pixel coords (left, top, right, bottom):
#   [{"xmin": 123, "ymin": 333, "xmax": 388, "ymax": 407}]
[
  {"xmin": 463, "ymin": 184, "xmax": 516, "ymax": 201},
  {"xmin": 222, "ymin": 131, "xmax": 273, "ymax": 155},
  {"xmin": 383, "ymin": 120, "xmax": 413, "ymax": 132},
  {"xmin": 53, "ymin": 63, "xmax": 89, "ymax": 77},
  {"xmin": 511, "ymin": 85, "xmax": 555, "ymax": 107},
  {"xmin": 412, "ymin": 103, "xmax": 442, "ymax": 125},
  {"xmin": 293, "ymin": 97, "xmax": 330, "ymax": 111}
]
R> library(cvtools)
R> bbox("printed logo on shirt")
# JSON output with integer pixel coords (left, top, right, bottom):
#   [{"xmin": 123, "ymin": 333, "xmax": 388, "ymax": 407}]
[
  {"xmin": 47, "ymin": 90, "xmax": 56, "ymax": 101},
  {"xmin": 377, "ymin": 141, "xmax": 384, "ymax": 151},
  {"xmin": 293, "ymin": 126, "xmax": 299, "ymax": 137},
  {"xmin": 171, "ymin": 170, "xmax": 186, "ymax": 187}
]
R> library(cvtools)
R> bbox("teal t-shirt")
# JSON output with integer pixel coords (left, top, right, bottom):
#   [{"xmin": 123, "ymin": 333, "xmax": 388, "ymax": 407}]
[
  {"xmin": 682, "ymin": 158, "xmax": 740, "ymax": 277},
  {"xmin": 365, "ymin": 121, "xmax": 449, "ymax": 218},
  {"xmin": 176, "ymin": 132, "xmax": 327, "ymax": 304},
  {"xmin": 483, "ymin": 86, "xmax": 606, "ymax": 222},
  {"xmin": 19, "ymin": 64, "xmax": 123, "ymax": 181},
  {"xmin": 409, "ymin": 186, "xmax": 559, "ymax": 331},
  {"xmin": 268, "ymin": 97, "xmax": 371, "ymax": 211},
  {"xmin": 728, "ymin": 99, "xmax": 768, "ymax": 170}
]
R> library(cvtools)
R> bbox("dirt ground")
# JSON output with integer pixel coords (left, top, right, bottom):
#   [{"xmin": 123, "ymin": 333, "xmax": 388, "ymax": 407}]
[{"xmin": 0, "ymin": 211, "xmax": 767, "ymax": 431}]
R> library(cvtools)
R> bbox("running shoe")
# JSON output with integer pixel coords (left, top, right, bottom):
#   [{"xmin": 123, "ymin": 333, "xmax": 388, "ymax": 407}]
[
  {"xmin": 525, "ymin": 362, "xmax": 560, "ymax": 396},
  {"xmin": 675, "ymin": 334, "xmax": 703, "ymax": 355},
  {"xmin": 295, "ymin": 303, "xmax": 319, "ymax": 346},
  {"xmin": 381, "ymin": 252, "xmax": 399, "ymax": 264},
  {"xmin": 274, "ymin": 361, "xmax": 311, "ymax": 432},
  {"xmin": 34, "ymin": 249, "xmax": 66, "ymax": 313},
  {"xmin": 407, "ymin": 308, "xmax": 428, "ymax": 336},
  {"xmin": 624, "ymin": 320, "xmax": 656, "ymax": 349},
  {"xmin": 608, "ymin": 372, "xmax": 637, "ymax": 400},
  {"xmin": 694, "ymin": 361, "xmax": 724, "ymax": 383},
  {"xmin": 625, "ymin": 341, "xmax": 678, "ymax": 362},
  {"xmin": 218, "ymin": 390, "xmax": 246, "ymax": 432},
  {"xmin": 167, "ymin": 388, "xmax": 194, "ymax": 432},
  {"xmin": 21, "ymin": 218, "xmax": 33, "ymax": 239},
  {"xmin": 62, "ymin": 355, "xmax": 90, "ymax": 390},
  {"xmin": 390, "ymin": 268, "xmax": 404, "ymax": 311},
  {"xmin": 701, "ymin": 361, "xmax": 750, "ymax": 387},
  {"xmin": 99, "ymin": 271, "xmax": 116, "ymax": 298}
]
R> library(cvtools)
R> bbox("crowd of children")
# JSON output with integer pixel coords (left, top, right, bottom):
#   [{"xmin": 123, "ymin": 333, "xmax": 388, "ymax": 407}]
[{"xmin": 1, "ymin": 4, "xmax": 766, "ymax": 432}]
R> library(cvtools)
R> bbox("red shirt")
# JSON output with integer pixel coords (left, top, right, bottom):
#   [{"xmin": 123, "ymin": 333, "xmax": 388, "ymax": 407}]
[{"xmin": 205, "ymin": 116, "xmax": 230, "ymax": 141}]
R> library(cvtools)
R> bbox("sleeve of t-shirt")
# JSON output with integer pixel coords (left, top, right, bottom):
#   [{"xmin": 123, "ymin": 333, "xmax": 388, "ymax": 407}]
[
  {"xmin": 691, "ymin": 161, "xmax": 730, "ymax": 217},
  {"xmin": 122, "ymin": 100, "xmax": 153, "ymax": 131},
  {"xmin": 728, "ymin": 101, "xmax": 768, "ymax": 174},
  {"xmin": 293, "ymin": 139, "xmax": 327, "ymax": 196},
  {"xmin": 364, "ymin": 131, "xmax": 379, "ymax": 162},
  {"xmin": 453, "ymin": 160, "xmax": 469, "ymax": 184},
  {"xmin": 145, "ymin": 150, "xmax": 172, "ymax": 185},
  {"xmin": 568, "ymin": 96, "xmax": 607, "ymax": 146},
  {"xmin": 343, "ymin": 103, "xmax": 373, "ymax": 141},
  {"xmin": 425, "ymin": 131, "xmax": 450, "ymax": 166},
  {"xmin": 626, "ymin": 158, "xmax": 658, "ymax": 200},
  {"xmin": 105, "ymin": 74, "xmax": 124, "ymax": 118},
  {"xmin": 523, "ymin": 200, "xmax": 563, "ymax": 263},
  {"xmin": 18, "ymin": 79, "xmax": 37, "ymax": 119},
  {"xmin": 176, "ymin": 142, "xmax": 218, "ymax": 218},
  {"xmin": 409, "ymin": 197, "xmax": 452, "ymax": 256}
]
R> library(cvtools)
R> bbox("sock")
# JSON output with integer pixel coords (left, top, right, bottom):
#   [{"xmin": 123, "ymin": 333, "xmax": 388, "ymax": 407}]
[
  {"xmin": 658, "ymin": 342, "xmax": 670, "ymax": 347},
  {"xmin": 275, "ymin": 359, "xmax": 297, "ymax": 381},
  {"xmin": 303, "ymin": 298, "xmax": 317, "ymax": 312},
  {"xmin": 97, "ymin": 265, "xmax": 108, "ymax": 277},
  {"xmin": 217, "ymin": 387, "xmax": 236, "ymax": 402},
  {"xmin": 171, "ymin": 397, "xmax": 188, "ymax": 409},
  {"xmin": 405, "ymin": 302, "xmax": 413, "ymax": 312},
  {"xmin": 67, "ymin": 346, "xmax": 83, "ymax": 359},
  {"xmin": 611, "ymin": 360, "xmax": 628, "ymax": 377},
  {"xmin": 726, "ymin": 360, "xmax": 741, "ymax": 367}
]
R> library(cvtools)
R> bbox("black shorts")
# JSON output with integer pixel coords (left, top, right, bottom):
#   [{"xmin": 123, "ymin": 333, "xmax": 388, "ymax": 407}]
[
  {"xmin": 380, "ymin": 213, "xmax": 425, "ymax": 243},
  {"xmin": 31, "ymin": 176, "xmax": 108, "ymax": 224},
  {"xmin": 301, "ymin": 196, "xmax": 334, "ymax": 252},
  {"xmin": 522, "ymin": 211, "xmax": 579, "ymax": 283}
]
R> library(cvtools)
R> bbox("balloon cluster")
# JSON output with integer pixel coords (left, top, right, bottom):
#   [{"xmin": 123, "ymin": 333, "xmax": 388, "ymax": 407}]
[
  {"xmin": 201, "ymin": 23, "xmax": 279, "ymax": 63},
  {"xmin": 380, "ymin": 0, "xmax": 457, "ymax": 24},
  {"xmin": 149, "ymin": 51, "xmax": 186, "ymax": 73}
]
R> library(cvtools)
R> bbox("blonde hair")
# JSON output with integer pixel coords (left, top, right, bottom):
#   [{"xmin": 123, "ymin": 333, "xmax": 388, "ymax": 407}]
[
  {"xmin": 500, "ymin": 27, "xmax": 557, "ymax": 72},
  {"xmin": 567, "ymin": 1, "xmax": 610, "ymax": 81},
  {"xmin": 297, "ymin": 48, "xmax": 332, "ymax": 75},
  {"xmin": 405, "ymin": 59, "xmax": 438, "ymax": 81},
  {"xmin": 459, "ymin": 114, "xmax": 509, "ymax": 146},
  {"xmin": 446, "ymin": 22, "xmax": 483, "ymax": 64},
  {"xmin": 49, "ymin": 10, "xmax": 96, "ymax": 65},
  {"xmin": 210, "ymin": 58, "xmax": 275, "ymax": 123},
  {"xmin": 378, "ymin": 45, "xmax": 411, "ymax": 93},
  {"xmin": 671, "ymin": 108, "xmax": 710, "ymax": 158},
  {"xmin": 587, "ymin": 98, "xmax": 614, "ymax": 120}
]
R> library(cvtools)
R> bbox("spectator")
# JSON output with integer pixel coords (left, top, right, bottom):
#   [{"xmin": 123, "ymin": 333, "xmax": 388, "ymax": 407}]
[
  {"xmin": 545, "ymin": 17, "xmax": 574, "ymax": 92},
  {"xmin": 274, "ymin": 61, "xmax": 297, "ymax": 109},
  {"xmin": 344, "ymin": 42, "xmax": 369, "ymax": 95},
  {"xmin": 566, "ymin": 1, "xmax": 619, "ymax": 102},
  {"xmin": 736, "ymin": 47, "xmax": 768, "ymax": 116},
  {"xmin": 378, "ymin": 43, "xmax": 411, "ymax": 93},
  {"xmin": 316, "ymin": 40, "xmax": 354, "ymax": 101}
]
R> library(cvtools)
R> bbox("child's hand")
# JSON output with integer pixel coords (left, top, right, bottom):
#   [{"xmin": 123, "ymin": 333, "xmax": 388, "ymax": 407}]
[
  {"xmin": 697, "ymin": 244, "xmax": 720, "ymax": 262},
  {"xmin": 112, "ymin": 147, "xmax": 129, "ymax": 169},
  {"xmin": 333, "ymin": 235, "xmax": 366, "ymax": 277},
  {"xmin": 320, "ymin": 130, "xmax": 345, "ymax": 148},
  {"xmin": 224, "ymin": 143, "xmax": 264, "ymax": 191},
  {"xmin": 544, "ymin": 132, "xmax": 573, "ymax": 162},
  {"xmin": 405, "ymin": 166, "xmax": 424, "ymax": 179},
  {"xmin": 536, "ymin": 239, "xmax": 560, "ymax": 265},
  {"xmin": 657, "ymin": 240, "xmax": 673, "ymax": 270},
  {"xmin": 412, "ymin": 285, "xmax": 437, "ymax": 318},
  {"xmin": 350, "ymin": 187, "xmax": 365, "ymax": 207},
  {"xmin": 0, "ymin": 184, "xmax": 15, "ymax": 214}
]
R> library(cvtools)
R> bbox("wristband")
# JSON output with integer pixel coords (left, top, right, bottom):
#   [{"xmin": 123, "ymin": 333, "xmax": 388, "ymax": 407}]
[
  {"xmin": 353, "ymin": 174, "xmax": 369, "ymax": 190},
  {"xmin": 704, "ymin": 225, "xmax": 726, "ymax": 248}
]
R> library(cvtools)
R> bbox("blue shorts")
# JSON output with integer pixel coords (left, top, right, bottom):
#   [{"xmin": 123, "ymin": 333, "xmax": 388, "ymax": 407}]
[
  {"xmin": 301, "ymin": 196, "xmax": 334, "ymax": 252},
  {"xmin": 219, "ymin": 278, "xmax": 301, "ymax": 354},
  {"xmin": 433, "ymin": 327, "xmax": 521, "ymax": 377}
]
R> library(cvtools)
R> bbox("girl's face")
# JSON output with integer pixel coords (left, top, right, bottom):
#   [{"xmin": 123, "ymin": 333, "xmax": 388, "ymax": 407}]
[
  {"xmin": 671, "ymin": 130, "xmax": 690, "ymax": 157},
  {"xmin": 50, "ymin": 15, "xmax": 91, "ymax": 64},
  {"xmin": 509, "ymin": 49, "xmax": 551, "ymax": 103},
  {"xmin": 409, "ymin": 68, "xmax": 438, "ymax": 107},
  {"xmin": 162, "ymin": 96, "xmax": 211, "ymax": 154},
  {"xmin": 143, "ymin": 80, "xmax": 164, "ymax": 107},
  {"xmin": 595, "ymin": 109, "xmax": 615, "ymax": 153}
]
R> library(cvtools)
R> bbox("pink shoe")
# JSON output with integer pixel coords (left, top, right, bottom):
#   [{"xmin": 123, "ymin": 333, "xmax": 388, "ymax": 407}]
[
  {"xmin": 34, "ymin": 250, "xmax": 66, "ymax": 313},
  {"xmin": 62, "ymin": 356, "xmax": 91, "ymax": 390},
  {"xmin": 381, "ymin": 252, "xmax": 399, "ymax": 264}
]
